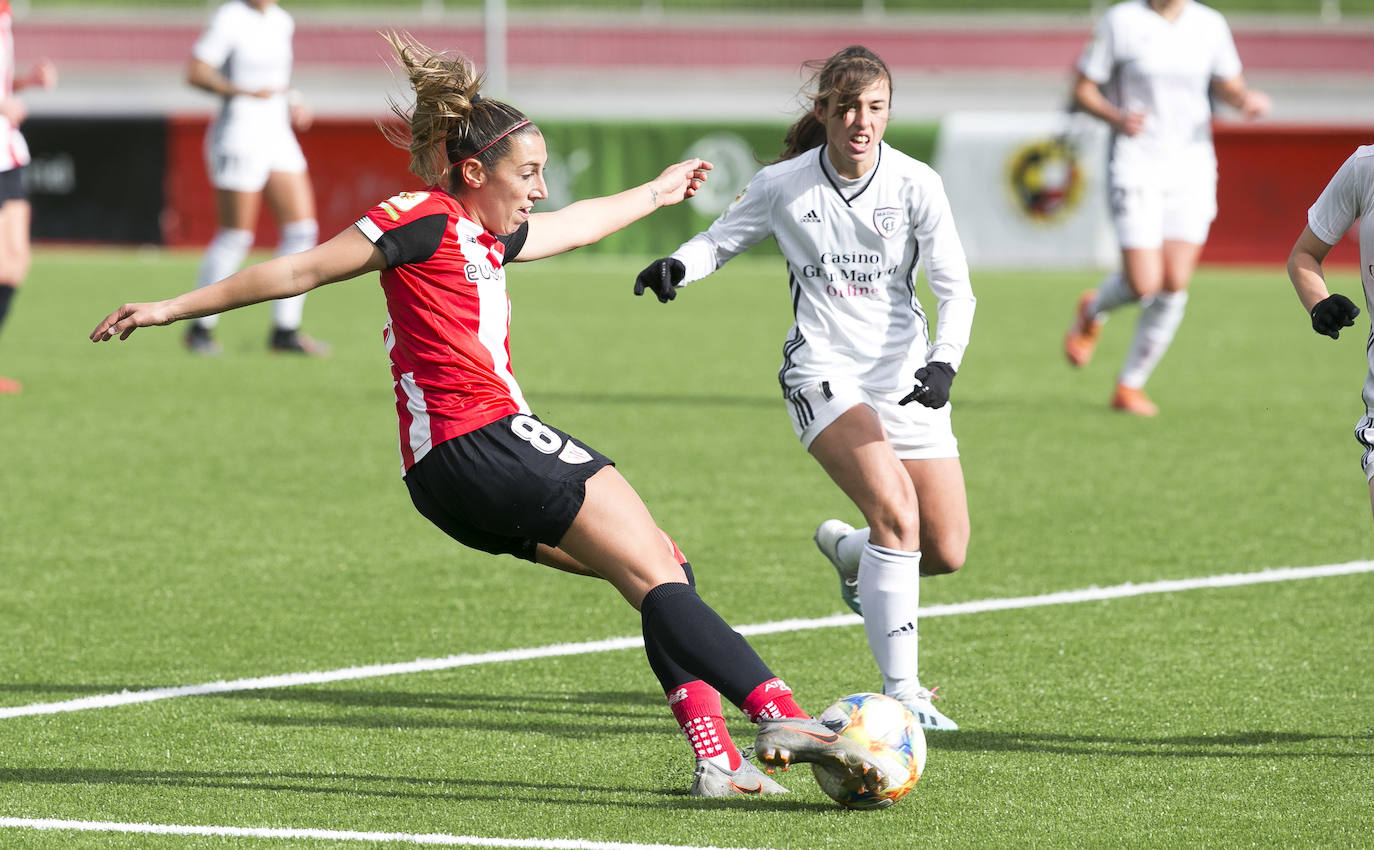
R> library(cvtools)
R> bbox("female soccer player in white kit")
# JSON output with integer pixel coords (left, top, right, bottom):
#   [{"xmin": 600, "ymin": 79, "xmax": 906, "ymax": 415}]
[
  {"xmin": 636, "ymin": 46, "xmax": 974, "ymax": 731},
  {"xmin": 183, "ymin": 0, "xmax": 326, "ymax": 355},
  {"xmin": 0, "ymin": 0, "xmax": 55, "ymax": 393},
  {"xmin": 1062, "ymin": 0, "xmax": 1269, "ymax": 416},
  {"xmin": 1286, "ymin": 146, "xmax": 1374, "ymax": 520}
]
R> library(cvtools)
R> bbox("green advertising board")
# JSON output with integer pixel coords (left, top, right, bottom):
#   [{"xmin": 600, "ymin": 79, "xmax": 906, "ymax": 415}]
[{"xmin": 535, "ymin": 120, "xmax": 939, "ymax": 255}]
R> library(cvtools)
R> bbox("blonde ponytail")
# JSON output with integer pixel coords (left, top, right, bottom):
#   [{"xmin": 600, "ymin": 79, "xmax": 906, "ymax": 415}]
[{"xmin": 380, "ymin": 32, "xmax": 536, "ymax": 188}]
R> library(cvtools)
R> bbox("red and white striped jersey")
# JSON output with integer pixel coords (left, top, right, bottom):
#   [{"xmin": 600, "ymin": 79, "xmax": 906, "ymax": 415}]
[
  {"xmin": 354, "ymin": 188, "xmax": 530, "ymax": 474},
  {"xmin": 0, "ymin": 0, "xmax": 31, "ymax": 173}
]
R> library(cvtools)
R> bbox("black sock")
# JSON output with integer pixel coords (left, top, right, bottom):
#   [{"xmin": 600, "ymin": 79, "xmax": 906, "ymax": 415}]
[
  {"xmin": 0, "ymin": 284, "xmax": 15, "ymax": 334},
  {"xmin": 640, "ymin": 582, "xmax": 774, "ymax": 708},
  {"xmin": 642, "ymin": 563, "xmax": 697, "ymax": 691}
]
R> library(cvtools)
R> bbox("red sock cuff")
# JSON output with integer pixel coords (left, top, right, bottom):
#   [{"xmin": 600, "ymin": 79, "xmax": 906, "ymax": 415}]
[
  {"xmin": 667, "ymin": 680, "xmax": 723, "ymax": 723},
  {"xmin": 741, "ymin": 677, "xmax": 808, "ymax": 722}
]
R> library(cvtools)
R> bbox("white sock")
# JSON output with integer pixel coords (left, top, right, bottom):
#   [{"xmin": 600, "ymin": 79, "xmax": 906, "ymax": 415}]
[
  {"xmin": 1088, "ymin": 271, "xmax": 1137, "ymax": 319},
  {"xmin": 857, "ymin": 542, "xmax": 922, "ymax": 696},
  {"xmin": 1119, "ymin": 290, "xmax": 1188, "ymax": 389},
  {"xmin": 193, "ymin": 228, "xmax": 254, "ymax": 330},
  {"xmin": 271, "ymin": 219, "xmax": 318, "ymax": 331}
]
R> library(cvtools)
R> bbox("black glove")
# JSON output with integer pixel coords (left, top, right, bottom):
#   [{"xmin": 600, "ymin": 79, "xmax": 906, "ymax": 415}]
[
  {"xmin": 1310, "ymin": 293, "xmax": 1361, "ymax": 339},
  {"xmin": 899, "ymin": 361, "xmax": 956, "ymax": 409},
  {"xmin": 633, "ymin": 258, "xmax": 685, "ymax": 303}
]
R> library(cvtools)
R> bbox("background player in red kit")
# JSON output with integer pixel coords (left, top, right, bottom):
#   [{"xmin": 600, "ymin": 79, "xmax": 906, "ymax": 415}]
[
  {"xmin": 0, "ymin": 0, "xmax": 56, "ymax": 393},
  {"xmin": 91, "ymin": 33, "xmax": 887, "ymax": 799}
]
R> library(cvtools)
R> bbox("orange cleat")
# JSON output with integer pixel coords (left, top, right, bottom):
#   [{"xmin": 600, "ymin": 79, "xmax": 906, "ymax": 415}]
[
  {"xmin": 1111, "ymin": 384, "xmax": 1158, "ymax": 417},
  {"xmin": 1064, "ymin": 290, "xmax": 1103, "ymax": 368},
  {"xmin": 0, "ymin": 374, "xmax": 20, "ymax": 394}
]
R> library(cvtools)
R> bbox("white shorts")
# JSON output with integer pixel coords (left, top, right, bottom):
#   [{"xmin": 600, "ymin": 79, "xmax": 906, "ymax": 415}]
[
  {"xmin": 204, "ymin": 120, "xmax": 307, "ymax": 193},
  {"xmin": 785, "ymin": 378, "xmax": 958, "ymax": 460},
  {"xmin": 1356, "ymin": 415, "xmax": 1374, "ymax": 482},
  {"xmin": 1109, "ymin": 177, "xmax": 1216, "ymax": 249}
]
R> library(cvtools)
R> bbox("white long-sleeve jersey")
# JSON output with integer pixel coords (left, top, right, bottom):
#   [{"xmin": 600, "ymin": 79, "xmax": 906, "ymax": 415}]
[
  {"xmin": 1078, "ymin": 0, "xmax": 1242, "ymax": 189},
  {"xmin": 192, "ymin": 0, "xmax": 295, "ymax": 146},
  {"xmin": 671, "ymin": 142, "xmax": 975, "ymax": 394}
]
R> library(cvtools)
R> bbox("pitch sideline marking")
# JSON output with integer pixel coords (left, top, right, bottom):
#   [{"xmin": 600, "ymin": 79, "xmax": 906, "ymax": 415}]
[
  {"xmin": 0, "ymin": 817, "xmax": 751, "ymax": 850},
  {"xmin": 2, "ymin": 560, "xmax": 1370, "ymax": 721}
]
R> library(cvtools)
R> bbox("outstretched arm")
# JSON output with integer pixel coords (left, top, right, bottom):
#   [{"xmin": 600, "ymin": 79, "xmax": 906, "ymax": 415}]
[
  {"xmin": 92, "ymin": 227, "xmax": 385, "ymax": 342},
  {"xmin": 516, "ymin": 158, "xmax": 711, "ymax": 262}
]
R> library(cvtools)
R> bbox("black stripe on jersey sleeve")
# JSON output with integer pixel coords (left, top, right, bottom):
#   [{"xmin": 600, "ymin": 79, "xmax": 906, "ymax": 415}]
[
  {"xmin": 498, "ymin": 221, "xmax": 529, "ymax": 262},
  {"xmin": 374, "ymin": 213, "xmax": 448, "ymax": 268}
]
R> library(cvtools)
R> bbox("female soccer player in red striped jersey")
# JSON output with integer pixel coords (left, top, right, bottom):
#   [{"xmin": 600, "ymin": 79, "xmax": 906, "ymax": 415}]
[{"xmin": 91, "ymin": 33, "xmax": 888, "ymax": 799}]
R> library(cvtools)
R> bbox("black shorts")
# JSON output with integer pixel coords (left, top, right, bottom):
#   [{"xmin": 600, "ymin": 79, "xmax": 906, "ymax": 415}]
[
  {"xmin": 0, "ymin": 167, "xmax": 26, "ymax": 203},
  {"xmin": 404, "ymin": 413, "xmax": 614, "ymax": 562}
]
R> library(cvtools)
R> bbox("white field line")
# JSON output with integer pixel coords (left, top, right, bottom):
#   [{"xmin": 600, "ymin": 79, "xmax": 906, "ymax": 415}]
[
  {"xmin": 0, "ymin": 817, "xmax": 753, "ymax": 850},
  {"xmin": 2, "ymin": 560, "xmax": 1370, "ymax": 722}
]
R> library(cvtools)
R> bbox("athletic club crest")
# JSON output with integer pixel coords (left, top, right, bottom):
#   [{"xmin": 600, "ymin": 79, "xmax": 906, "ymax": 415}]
[{"xmin": 873, "ymin": 207, "xmax": 900, "ymax": 238}]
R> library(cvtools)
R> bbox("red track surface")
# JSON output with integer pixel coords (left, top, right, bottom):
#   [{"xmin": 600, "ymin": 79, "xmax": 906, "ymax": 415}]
[{"xmin": 21, "ymin": 21, "xmax": 1374, "ymax": 73}]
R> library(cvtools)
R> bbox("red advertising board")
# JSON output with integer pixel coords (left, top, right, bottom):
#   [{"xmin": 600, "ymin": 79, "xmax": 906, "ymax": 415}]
[
  {"xmin": 1210, "ymin": 124, "xmax": 1372, "ymax": 267},
  {"xmin": 164, "ymin": 115, "xmax": 414, "ymax": 249}
]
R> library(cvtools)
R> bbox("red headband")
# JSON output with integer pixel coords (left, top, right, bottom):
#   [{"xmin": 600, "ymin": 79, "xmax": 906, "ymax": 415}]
[{"xmin": 453, "ymin": 119, "xmax": 532, "ymax": 166}]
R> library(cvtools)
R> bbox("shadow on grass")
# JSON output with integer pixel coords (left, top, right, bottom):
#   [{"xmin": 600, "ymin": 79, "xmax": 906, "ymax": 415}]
[
  {"xmin": 930, "ymin": 729, "xmax": 1374, "ymax": 758},
  {"xmin": 0, "ymin": 766, "xmax": 838, "ymax": 812}
]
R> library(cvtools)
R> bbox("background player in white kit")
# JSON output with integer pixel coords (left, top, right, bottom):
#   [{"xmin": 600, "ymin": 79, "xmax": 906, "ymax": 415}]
[
  {"xmin": 1062, "ymin": 0, "xmax": 1269, "ymax": 416},
  {"xmin": 0, "ymin": 0, "xmax": 55, "ymax": 394},
  {"xmin": 1286, "ymin": 146, "xmax": 1374, "ymax": 520},
  {"xmin": 183, "ymin": 0, "xmax": 326, "ymax": 356},
  {"xmin": 636, "ymin": 46, "xmax": 974, "ymax": 731}
]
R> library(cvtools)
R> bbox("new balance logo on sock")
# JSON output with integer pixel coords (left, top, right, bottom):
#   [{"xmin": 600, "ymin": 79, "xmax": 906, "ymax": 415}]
[
  {"xmin": 800, "ymin": 209, "xmax": 821, "ymax": 223},
  {"xmin": 886, "ymin": 622, "xmax": 917, "ymax": 638},
  {"xmin": 763, "ymin": 679, "xmax": 790, "ymax": 693},
  {"xmin": 667, "ymin": 687, "xmax": 689, "ymax": 706}
]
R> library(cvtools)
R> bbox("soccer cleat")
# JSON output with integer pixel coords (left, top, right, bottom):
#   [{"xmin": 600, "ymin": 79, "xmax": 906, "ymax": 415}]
[
  {"xmin": 0, "ymin": 374, "xmax": 20, "ymax": 394},
  {"xmin": 688, "ymin": 756, "xmax": 789, "ymax": 797},
  {"xmin": 1110, "ymin": 383, "xmax": 1158, "ymax": 417},
  {"xmin": 892, "ymin": 685, "xmax": 959, "ymax": 731},
  {"xmin": 270, "ymin": 328, "xmax": 332, "ymax": 357},
  {"xmin": 753, "ymin": 716, "xmax": 885, "ymax": 793},
  {"xmin": 814, "ymin": 519, "xmax": 861, "ymax": 616},
  {"xmin": 1064, "ymin": 289, "xmax": 1103, "ymax": 367},
  {"xmin": 184, "ymin": 324, "xmax": 222, "ymax": 356}
]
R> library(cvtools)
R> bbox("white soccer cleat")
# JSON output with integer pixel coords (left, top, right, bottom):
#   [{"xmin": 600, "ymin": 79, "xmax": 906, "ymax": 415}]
[
  {"xmin": 814, "ymin": 519, "xmax": 861, "ymax": 616},
  {"xmin": 891, "ymin": 685, "xmax": 958, "ymax": 731},
  {"xmin": 688, "ymin": 756, "xmax": 790, "ymax": 797}
]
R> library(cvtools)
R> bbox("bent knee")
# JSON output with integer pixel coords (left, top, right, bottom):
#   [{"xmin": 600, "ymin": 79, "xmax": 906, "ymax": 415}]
[
  {"xmin": 920, "ymin": 536, "xmax": 968, "ymax": 575},
  {"xmin": 867, "ymin": 511, "xmax": 921, "ymax": 552},
  {"xmin": 0, "ymin": 256, "xmax": 29, "ymax": 286}
]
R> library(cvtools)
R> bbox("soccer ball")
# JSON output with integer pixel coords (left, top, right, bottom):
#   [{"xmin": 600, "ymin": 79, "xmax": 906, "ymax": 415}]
[{"xmin": 811, "ymin": 692, "xmax": 926, "ymax": 809}]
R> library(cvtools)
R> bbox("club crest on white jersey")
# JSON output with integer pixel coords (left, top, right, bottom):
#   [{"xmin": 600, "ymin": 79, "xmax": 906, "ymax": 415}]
[{"xmin": 873, "ymin": 207, "xmax": 901, "ymax": 238}]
